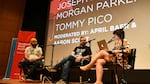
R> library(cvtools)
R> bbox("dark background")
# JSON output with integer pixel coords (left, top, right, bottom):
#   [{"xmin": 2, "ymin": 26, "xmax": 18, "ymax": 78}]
[
  {"xmin": 22, "ymin": 0, "xmax": 50, "ymax": 51},
  {"xmin": 0, "ymin": 0, "xmax": 50, "ymax": 78},
  {"xmin": 0, "ymin": 0, "xmax": 150, "ymax": 83}
]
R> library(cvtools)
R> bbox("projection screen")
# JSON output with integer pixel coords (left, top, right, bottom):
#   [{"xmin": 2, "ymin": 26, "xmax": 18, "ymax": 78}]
[{"xmin": 45, "ymin": 0, "xmax": 150, "ymax": 69}]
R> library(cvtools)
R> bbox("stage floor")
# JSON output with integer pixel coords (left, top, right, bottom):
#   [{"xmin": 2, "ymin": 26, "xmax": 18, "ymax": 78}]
[
  {"xmin": 0, "ymin": 79, "xmax": 148, "ymax": 84},
  {"xmin": 0, "ymin": 79, "xmax": 80, "ymax": 84},
  {"xmin": 1, "ymin": 70, "xmax": 150, "ymax": 84}
]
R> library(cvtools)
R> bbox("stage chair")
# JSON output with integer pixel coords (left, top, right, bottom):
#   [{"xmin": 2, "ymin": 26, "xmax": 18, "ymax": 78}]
[
  {"xmin": 79, "ymin": 48, "xmax": 136, "ymax": 84},
  {"xmin": 41, "ymin": 58, "xmax": 91, "ymax": 84},
  {"xmin": 128, "ymin": 48, "xmax": 136, "ymax": 69},
  {"xmin": 71, "ymin": 59, "xmax": 91, "ymax": 83},
  {"xmin": 18, "ymin": 57, "xmax": 44, "ymax": 80},
  {"xmin": 111, "ymin": 48, "xmax": 136, "ymax": 84}
]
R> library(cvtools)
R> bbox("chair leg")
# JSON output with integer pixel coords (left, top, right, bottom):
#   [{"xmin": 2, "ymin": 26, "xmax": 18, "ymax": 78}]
[
  {"xmin": 80, "ymin": 70, "xmax": 91, "ymax": 84},
  {"xmin": 19, "ymin": 68, "xmax": 24, "ymax": 80},
  {"xmin": 42, "ymin": 76, "xmax": 53, "ymax": 84},
  {"xmin": 80, "ymin": 76, "xmax": 82, "ymax": 83},
  {"xmin": 114, "ymin": 72, "xmax": 119, "ymax": 84}
]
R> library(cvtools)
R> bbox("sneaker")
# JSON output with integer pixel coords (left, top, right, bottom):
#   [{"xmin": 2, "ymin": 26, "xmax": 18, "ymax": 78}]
[
  {"xmin": 26, "ymin": 78, "xmax": 33, "ymax": 81},
  {"xmin": 21, "ymin": 76, "xmax": 25, "ymax": 81},
  {"xmin": 22, "ymin": 74, "xmax": 28, "ymax": 80},
  {"xmin": 45, "ymin": 66, "xmax": 57, "ymax": 72},
  {"xmin": 56, "ymin": 79, "xmax": 66, "ymax": 84}
]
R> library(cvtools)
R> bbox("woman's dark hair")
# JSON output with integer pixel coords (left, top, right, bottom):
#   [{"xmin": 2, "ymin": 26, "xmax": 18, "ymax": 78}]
[{"xmin": 113, "ymin": 29, "xmax": 125, "ymax": 39}]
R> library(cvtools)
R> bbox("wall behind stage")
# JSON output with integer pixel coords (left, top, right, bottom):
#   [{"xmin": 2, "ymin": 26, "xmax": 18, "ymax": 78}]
[
  {"xmin": 0, "ymin": 0, "xmax": 26, "ymax": 78},
  {"xmin": 45, "ymin": 0, "xmax": 150, "ymax": 69}
]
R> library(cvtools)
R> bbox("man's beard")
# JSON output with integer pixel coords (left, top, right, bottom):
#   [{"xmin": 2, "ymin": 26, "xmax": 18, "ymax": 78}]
[
  {"xmin": 31, "ymin": 44, "xmax": 37, "ymax": 48},
  {"xmin": 80, "ymin": 42, "xmax": 86, "ymax": 47}
]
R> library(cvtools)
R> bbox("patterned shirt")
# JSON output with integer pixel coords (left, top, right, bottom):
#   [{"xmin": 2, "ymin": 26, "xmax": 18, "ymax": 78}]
[
  {"xmin": 113, "ymin": 39, "xmax": 131, "ymax": 69},
  {"xmin": 25, "ymin": 45, "xmax": 43, "ymax": 59}
]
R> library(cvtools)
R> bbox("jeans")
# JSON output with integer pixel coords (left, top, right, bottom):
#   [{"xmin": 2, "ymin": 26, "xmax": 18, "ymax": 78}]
[
  {"xmin": 55, "ymin": 55, "xmax": 80, "ymax": 81},
  {"xmin": 22, "ymin": 59, "xmax": 41, "ymax": 79}
]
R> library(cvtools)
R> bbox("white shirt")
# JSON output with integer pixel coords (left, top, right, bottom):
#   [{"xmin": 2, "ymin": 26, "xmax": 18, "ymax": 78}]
[{"xmin": 25, "ymin": 45, "xmax": 43, "ymax": 59}]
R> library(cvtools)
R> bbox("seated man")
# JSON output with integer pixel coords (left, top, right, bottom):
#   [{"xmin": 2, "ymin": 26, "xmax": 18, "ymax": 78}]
[
  {"xmin": 50, "ymin": 36, "xmax": 92, "ymax": 84},
  {"xmin": 21, "ymin": 38, "xmax": 43, "ymax": 80}
]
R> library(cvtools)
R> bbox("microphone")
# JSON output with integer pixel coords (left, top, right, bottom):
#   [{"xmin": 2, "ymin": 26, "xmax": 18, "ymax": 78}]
[
  {"xmin": 107, "ymin": 37, "xmax": 114, "ymax": 44},
  {"xmin": 129, "ymin": 18, "xmax": 134, "ymax": 23},
  {"xmin": 87, "ymin": 38, "xmax": 96, "ymax": 43},
  {"xmin": 121, "ymin": 18, "xmax": 134, "ymax": 31}
]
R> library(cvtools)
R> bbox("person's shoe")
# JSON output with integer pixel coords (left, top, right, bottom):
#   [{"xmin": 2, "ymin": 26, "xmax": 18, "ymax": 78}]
[
  {"xmin": 22, "ymin": 74, "xmax": 28, "ymax": 80},
  {"xmin": 26, "ymin": 78, "xmax": 33, "ymax": 81},
  {"xmin": 45, "ymin": 66, "xmax": 57, "ymax": 72},
  {"xmin": 56, "ymin": 79, "xmax": 66, "ymax": 84},
  {"xmin": 21, "ymin": 76, "xmax": 25, "ymax": 80}
]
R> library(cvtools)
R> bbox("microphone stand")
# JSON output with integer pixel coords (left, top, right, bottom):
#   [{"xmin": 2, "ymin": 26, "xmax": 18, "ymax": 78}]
[
  {"xmin": 107, "ymin": 38, "xmax": 119, "ymax": 84},
  {"xmin": 119, "ymin": 18, "xmax": 134, "ymax": 84},
  {"xmin": 86, "ymin": 40, "xmax": 92, "ymax": 83},
  {"xmin": 46, "ymin": 44, "xmax": 56, "ymax": 66},
  {"xmin": 51, "ymin": 44, "xmax": 55, "ymax": 66},
  {"xmin": 82, "ymin": 39, "xmax": 94, "ymax": 83},
  {"xmin": 120, "ymin": 30, "xmax": 127, "ymax": 84},
  {"xmin": 107, "ymin": 18, "xmax": 133, "ymax": 84},
  {"xmin": 42, "ymin": 44, "xmax": 56, "ymax": 84}
]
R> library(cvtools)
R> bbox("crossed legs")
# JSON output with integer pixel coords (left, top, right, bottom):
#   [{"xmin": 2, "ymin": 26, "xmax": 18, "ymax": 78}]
[{"xmin": 80, "ymin": 50, "xmax": 110, "ymax": 84}]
